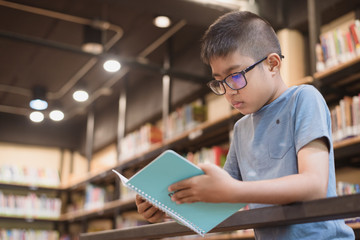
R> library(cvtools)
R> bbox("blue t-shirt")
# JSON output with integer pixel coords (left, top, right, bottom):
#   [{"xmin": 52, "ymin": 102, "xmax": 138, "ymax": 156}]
[{"xmin": 224, "ymin": 85, "xmax": 354, "ymax": 239}]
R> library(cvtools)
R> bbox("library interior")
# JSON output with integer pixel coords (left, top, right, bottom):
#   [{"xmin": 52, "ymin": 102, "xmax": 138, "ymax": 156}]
[{"xmin": 0, "ymin": 0, "xmax": 360, "ymax": 239}]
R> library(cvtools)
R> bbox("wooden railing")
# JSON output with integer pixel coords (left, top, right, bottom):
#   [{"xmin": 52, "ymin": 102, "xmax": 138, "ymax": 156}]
[{"xmin": 80, "ymin": 193, "xmax": 360, "ymax": 240}]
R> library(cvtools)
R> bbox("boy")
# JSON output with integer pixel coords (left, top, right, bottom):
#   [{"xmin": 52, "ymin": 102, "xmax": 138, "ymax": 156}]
[{"xmin": 136, "ymin": 11, "xmax": 355, "ymax": 239}]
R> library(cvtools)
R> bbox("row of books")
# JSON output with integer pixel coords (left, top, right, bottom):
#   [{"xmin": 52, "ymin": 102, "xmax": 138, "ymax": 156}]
[
  {"xmin": 0, "ymin": 191, "xmax": 61, "ymax": 218},
  {"xmin": 119, "ymin": 99, "xmax": 207, "ymax": 161},
  {"xmin": 119, "ymin": 123, "xmax": 163, "ymax": 160},
  {"xmin": 316, "ymin": 17, "xmax": 360, "ymax": 72},
  {"xmin": 338, "ymin": 181, "xmax": 360, "ymax": 225},
  {"xmin": 165, "ymin": 99, "xmax": 207, "ymax": 139},
  {"xmin": 330, "ymin": 94, "xmax": 360, "ymax": 142},
  {"xmin": 337, "ymin": 181, "xmax": 360, "ymax": 196},
  {"xmin": 0, "ymin": 229, "xmax": 59, "ymax": 240},
  {"xmin": 183, "ymin": 145, "xmax": 229, "ymax": 167},
  {"xmin": 0, "ymin": 165, "xmax": 60, "ymax": 187},
  {"xmin": 84, "ymin": 184, "xmax": 114, "ymax": 211}
]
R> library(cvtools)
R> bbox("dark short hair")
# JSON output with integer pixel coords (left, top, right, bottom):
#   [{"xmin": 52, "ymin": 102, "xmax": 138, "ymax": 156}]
[{"xmin": 201, "ymin": 11, "xmax": 281, "ymax": 64}]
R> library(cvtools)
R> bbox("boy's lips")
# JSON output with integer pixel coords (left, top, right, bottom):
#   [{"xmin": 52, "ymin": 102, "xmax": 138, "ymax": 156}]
[{"xmin": 231, "ymin": 100, "xmax": 243, "ymax": 108}]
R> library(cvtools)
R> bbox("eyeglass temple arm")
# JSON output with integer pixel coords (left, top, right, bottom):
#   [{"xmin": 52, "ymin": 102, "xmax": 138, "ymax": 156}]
[{"xmin": 244, "ymin": 54, "xmax": 284, "ymax": 73}]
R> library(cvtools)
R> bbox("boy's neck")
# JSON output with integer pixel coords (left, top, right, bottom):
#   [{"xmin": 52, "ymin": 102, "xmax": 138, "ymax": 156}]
[{"xmin": 265, "ymin": 77, "xmax": 288, "ymax": 106}]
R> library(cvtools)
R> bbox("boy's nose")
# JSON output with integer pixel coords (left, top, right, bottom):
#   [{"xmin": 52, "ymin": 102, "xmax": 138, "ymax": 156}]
[{"xmin": 224, "ymin": 84, "xmax": 238, "ymax": 95}]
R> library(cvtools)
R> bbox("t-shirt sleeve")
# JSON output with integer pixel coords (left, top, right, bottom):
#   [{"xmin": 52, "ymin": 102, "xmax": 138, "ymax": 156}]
[{"xmin": 294, "ymin": 86, "xmax": 332, "ymax": 153}]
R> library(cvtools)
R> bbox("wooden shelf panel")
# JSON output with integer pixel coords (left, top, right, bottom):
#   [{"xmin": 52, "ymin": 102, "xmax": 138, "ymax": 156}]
[
  {"xmin": 61, "ymin": 198, "xmax": 136, "ymax": 222},
  {"xmin": 333, "ymin": 135, "xmax": 360, "ymax": 161},
  {"xmin": 314, "ymin": 55, "xmax": 360, "ymax": 82},
  {"xmin": 0, "ymin": 182, "xmax": 63, "ymax": 191},
  {"xmin": 0, "ymin": 215, "xmax": 60, "ymax": 222},
  {"xmin": 334, "ymin": 135, "xmax": 360, "ymax": 149}
]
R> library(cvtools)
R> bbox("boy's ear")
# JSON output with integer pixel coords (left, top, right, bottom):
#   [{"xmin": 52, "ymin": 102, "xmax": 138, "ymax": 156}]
[{"xmin": 266, "ymin": 53, "xmax": 281, "ymax": 72}]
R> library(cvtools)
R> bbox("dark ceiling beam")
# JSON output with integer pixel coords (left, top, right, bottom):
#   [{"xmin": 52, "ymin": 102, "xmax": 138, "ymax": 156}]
[
  {"xmin": 0, "ymin": 30, "xmax": 208, "ymax": 84},
  {"xmin": 0, "ymin": 113, "xmax": 81, "ymax": 149}
]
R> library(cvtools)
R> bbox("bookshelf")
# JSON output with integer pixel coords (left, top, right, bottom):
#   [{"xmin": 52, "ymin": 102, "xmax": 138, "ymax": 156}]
[{"xmin": 0, "ymin": 181, "xmax": 64, "ymax": 238}]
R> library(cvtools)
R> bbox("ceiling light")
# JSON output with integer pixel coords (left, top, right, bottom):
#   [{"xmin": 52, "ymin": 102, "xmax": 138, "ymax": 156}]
[
  {"xmin": 29, "ymin": 111, "xmax": 44, "ymax": 123},
  {"xmin": 82, "ymin": 25, "xmax": 103, "ymax": 54},
  {"xmin": 73, "ymin": 90, "xmax": 89, "ymax": 102},
  {"xmin": 29, "ymin": 86, "xmax": 48, "ymax": 110},
  {"xmin": 153, "ymin": 16, "xmax": 171, "ymax": 28},
  {"xmin": 49, "ymin": 110, "xmax": 64, "ymax": 121},
  {"xmin": 29, "ymin": 99, "xmax": 48, "ymax": 110},
  {"xmin": 103, "ymin": 60, "xmax": 121, "ymax": 72}
]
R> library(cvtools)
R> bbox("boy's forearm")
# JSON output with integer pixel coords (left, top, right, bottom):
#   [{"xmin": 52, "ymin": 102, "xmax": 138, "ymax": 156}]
[{"xmin": 229, "ymin": 173, "xmax": 328, "ymax": 205}]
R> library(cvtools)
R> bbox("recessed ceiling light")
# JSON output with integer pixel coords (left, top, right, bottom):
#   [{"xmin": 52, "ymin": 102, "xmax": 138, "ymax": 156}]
[
  {"xmin": 29, "ymin": 99, "xmax": 48, "ymax": 110},
  {"xmin": 29, "ymin": 111, "xmax": 44, "ymax": 123},
  {"xmin": 49, "ymin": 110, "xmax": 64, "ymax": 121},
  {"xmin": 153, "ymin": 16, "xmax": 171, "ymax": 28},
  {"xmin": 103, "ymin": 60, "xmax": 121, "ymax": 72},
  {"xmin": 82, "ymin": 25, "xmax": 103, "ymax": 54},
  {"xmin": 29, "ymin": 86, "xmax": 48, "ymax": 110},
  {"xmin": 73, "ymin": 90, "xmax": 89, "ymax": 102}
]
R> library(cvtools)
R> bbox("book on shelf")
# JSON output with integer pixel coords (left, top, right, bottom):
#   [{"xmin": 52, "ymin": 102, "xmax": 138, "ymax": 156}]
[
  {"xmin": 0, "ymin": 190, "xmax": 61, "ymax": 218},
  {"xmin": 337, "ymin": 181, "xmax": 360, "ymax": 196},
  {"xmin": 112, "ymin": 150, "xmax": 246, "ymax": 236},
  {"xmin": 166, "ymin": 99, "xmax": 207, "ymax": 140},
  {"xmin": 84, "ymin": 183, "xmax": 115, "ymax": 211},
  {"xmin": 316, "ymin": 11, "xmax": 360, "ymax": 72},
  {"xmin": 0, "ymin": 165, "xmax": 60, "ymax": 187},
  {"xmin": 184, "ymin": 146, "xmax": 228, "ymax": 167},
  {"xmin": 119, "ymin": 123, "xmax": 162, "ymax": 161},
  {"xmin": 0, "ymin": 229, "xmax": 59, "ymax": 240},
  {"xmin": 331, "ymin": 94, "xmax": 360, "ymax": 142}
]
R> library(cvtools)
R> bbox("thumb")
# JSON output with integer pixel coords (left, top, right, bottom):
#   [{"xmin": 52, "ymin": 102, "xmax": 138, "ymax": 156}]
[{"xmin": 198, "ymin": 162, "xmax": 217, "ymax": 175}]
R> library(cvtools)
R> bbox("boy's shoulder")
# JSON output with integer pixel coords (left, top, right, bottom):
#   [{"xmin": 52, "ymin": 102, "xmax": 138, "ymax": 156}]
[
  {"xmin": 292, "ymin": 84, "xmax": 324, "ymax": 102},
  {"xmin": 287, "ymin": 84, "xmax": 318, "ymax": 96}
]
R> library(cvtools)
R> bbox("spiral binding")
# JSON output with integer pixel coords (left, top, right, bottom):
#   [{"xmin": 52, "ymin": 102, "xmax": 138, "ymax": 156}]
[{"xmin": 127, "ymin": 182, "xmax": 205, "ymax": 236}]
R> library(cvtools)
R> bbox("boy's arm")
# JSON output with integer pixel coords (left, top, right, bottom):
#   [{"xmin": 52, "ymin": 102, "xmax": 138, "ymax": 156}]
[{"xmin": 169, "ymin": 137, "xmax": 329, "ymax": 205}]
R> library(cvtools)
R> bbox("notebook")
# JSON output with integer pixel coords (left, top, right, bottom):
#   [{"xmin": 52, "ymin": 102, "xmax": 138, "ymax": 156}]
[{"xmin": 112, "ymin": 149, "xmax": 246, "ymax": 236}]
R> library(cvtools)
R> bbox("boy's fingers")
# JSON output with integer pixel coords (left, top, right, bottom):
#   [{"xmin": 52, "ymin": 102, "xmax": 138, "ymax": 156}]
[
  {"xmin": 168, "ymin": 179, "xmax": 190, "ymax": 192},
  {"xmin": 147, "ymin": 209, "xmax": 165, "ymax": 223},
  {"xmin": 137, "ymin": 199, "xmax": 154, "ymax": 214},
  {"xmin": 142, "ymin": 206, "xmax": 159, "ymax": 219},
  {"xmin": 135, "ymin": 194, "xmax": 145, "ymax": 204}
]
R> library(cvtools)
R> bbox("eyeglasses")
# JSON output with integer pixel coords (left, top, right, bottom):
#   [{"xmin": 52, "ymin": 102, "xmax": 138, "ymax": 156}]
[{"xmin": 207, "ymin": 56, "xmax": 268, "ymax": 95}]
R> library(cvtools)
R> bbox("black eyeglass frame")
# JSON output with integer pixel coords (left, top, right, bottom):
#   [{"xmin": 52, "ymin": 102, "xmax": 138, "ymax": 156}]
[{"xmin": 207, "ymin": 54, "xmax": 284, "ymax": 95}]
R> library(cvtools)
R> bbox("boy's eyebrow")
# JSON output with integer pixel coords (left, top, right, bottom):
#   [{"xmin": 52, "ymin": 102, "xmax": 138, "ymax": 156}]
[{"xmin": 212, "ymin": 64, "xmax": 242, "ymax": 78}]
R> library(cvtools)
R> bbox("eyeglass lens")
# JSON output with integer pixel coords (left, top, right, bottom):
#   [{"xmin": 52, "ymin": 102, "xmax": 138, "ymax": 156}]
[
  {"xmin": 228, "ymin": 73, "xmax": 246, "ymax": 89},
  {"xmin": 210, "ymin": 72, "xmax": 246, "ymax": 94}
]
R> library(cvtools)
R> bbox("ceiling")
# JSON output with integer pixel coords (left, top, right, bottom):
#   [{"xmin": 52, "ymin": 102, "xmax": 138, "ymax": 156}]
[
  {"xmin": 0, "ymin": 0, "xmax": 269, "ymax": 150},
  {"xmin": 0, "ymin": 0, "xmax": 227, "ymax": 120},
  {"xmin": 0, "ymin": 0, "xmax": 357, "ymax": 151}
]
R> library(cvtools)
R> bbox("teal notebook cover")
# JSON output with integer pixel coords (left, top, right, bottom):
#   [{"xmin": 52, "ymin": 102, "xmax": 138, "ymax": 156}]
[{"xmin": 113, "ymin": 150, "xmax": 246, "ymax": 236}]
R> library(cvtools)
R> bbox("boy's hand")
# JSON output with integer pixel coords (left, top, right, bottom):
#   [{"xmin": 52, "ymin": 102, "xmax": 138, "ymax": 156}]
[
  {"xmin": 168, "ymin": 163, "xmax": 238, "ymax": 204},
  {"xmin": 135, "ymin": 194, "xmax": 165, "ymax": 223}
]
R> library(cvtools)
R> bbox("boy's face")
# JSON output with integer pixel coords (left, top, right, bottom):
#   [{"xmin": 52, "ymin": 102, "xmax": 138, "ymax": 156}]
[{"xmin": 210, "ymin": 52, "xmax": 278, "ymax": 115}]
